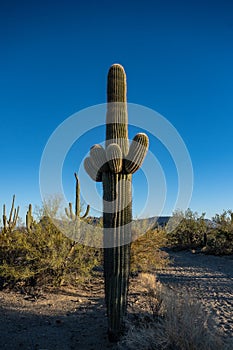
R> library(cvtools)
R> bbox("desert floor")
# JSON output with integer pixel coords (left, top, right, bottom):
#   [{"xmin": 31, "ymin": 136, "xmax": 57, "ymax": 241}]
[{"xmin": 0, "ymin": 249, "xmax": 232, "ymax": 349}]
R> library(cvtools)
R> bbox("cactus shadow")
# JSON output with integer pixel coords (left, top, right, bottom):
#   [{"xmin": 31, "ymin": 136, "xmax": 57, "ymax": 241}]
[{"xmin": 0, "ymin": 290, "xmax": 118, "ymax": 350}]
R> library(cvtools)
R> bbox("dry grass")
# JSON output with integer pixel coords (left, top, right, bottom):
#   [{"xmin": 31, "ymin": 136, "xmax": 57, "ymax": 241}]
[{"xmin": 118, "ymin": 273, "xmax": 232, "ymax": 350}]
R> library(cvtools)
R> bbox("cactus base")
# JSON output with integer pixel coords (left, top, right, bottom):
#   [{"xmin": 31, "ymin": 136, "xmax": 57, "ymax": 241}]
[{"xmin": 108, "ymin": 327, "xmax": 124, "ymax": 343}]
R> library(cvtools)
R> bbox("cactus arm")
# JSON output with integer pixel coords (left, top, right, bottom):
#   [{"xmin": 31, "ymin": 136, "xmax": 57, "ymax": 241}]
[
  {"xmin": 125, "ymin": 133, "xmax": 149, "ymax": 174},
  {"xmin": 8, "ymin": 194, "xmax": 15, "ymax": 225},
  {"xmin": 106, "ymin": 144, "xmax": 123, "ymax": 173},
  {"xmin": 90, "ymin": 145, "xmax": 109, "ymax": 173},
  {"xmin": 84, "ymin": 156, "xmax": 102, "ymax": 182},
  {"xmin": 2, "ymin": 195, "xmax": 19, "ymax": 232},
  {"xmin": 65, "ymin": 207, "xmax": 70, "ymax": 219},
  {"xmin": 12, "ymin": 206, "xmax": 19, "ymax": 229},
  {"xmin": 81, "ymin": 204, "xmax": 90, "ymax": 219},
  {"xmin": 68, "ymin": 203, "xmax": 74, "ymax": 220}
]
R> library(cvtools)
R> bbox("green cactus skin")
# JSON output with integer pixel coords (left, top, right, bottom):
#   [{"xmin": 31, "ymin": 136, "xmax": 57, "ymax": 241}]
[
  {"xmin": 65, "ymin": 172, "xmax": 90, "ymax": 221},
  {"xmin": 2, "ymin": 195, "xmax": 19, "ymax": 233},
  {"xmin": 85, "ymin": 64, "xmax": 149, "ymax": 341},
  {"xmin": 26, "ymin": 203, "xmax": 34, "ymax": 232}
]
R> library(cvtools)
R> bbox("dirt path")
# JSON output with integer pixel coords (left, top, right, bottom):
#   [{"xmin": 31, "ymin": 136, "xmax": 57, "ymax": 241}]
[{"xmin": 156, "ymin": 249, "xmax": 233, "ymax": 339}]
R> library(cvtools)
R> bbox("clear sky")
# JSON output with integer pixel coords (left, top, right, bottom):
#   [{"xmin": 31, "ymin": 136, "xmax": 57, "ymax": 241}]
[{"xmin": 1, "ymin": 0, "xmax": 233, "ymax": 221}]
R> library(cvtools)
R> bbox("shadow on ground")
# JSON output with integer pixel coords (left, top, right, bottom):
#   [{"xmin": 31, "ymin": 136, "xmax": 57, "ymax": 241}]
[{"xmin": 0, "ymin": 291, "xmax": 116, "ymax": 350}]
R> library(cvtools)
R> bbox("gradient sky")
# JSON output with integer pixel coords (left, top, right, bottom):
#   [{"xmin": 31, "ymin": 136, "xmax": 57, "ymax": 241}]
[{"xmin": 1, "ymin": 0, "xmax": 233, "ymax": 221}]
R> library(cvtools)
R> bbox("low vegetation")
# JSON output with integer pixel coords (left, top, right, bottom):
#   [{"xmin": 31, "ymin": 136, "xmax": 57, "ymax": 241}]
[
  {"xmin": 118, "ymin": 273, "xmax": 232, "ymax": 350},
  {"xmin": 0, "ymin": 216, "xmax": 101, "ymax": 289},
  {"xmin": 131, "ymin": 227, "xmax": 169, "ymax": 273},
  {"xmin": 0, "ymin": 197, "xmax": 169, "ymax": 290},
  {"xmin": 0, "ymin": 197, "xmax": 232, "ymax": 346},
  {"xmin": 0, "ymin": 200, "xmax": 232, "ymax": 290},
  {"xmin": 166, "ymin": 209, "xmax": 233, "ymax": 255}
]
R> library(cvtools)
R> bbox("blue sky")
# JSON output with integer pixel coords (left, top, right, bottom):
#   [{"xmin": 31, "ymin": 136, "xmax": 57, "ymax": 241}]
[{"xmin": 0, "ymin": 0, "xmax": 233, "ymax": 221}]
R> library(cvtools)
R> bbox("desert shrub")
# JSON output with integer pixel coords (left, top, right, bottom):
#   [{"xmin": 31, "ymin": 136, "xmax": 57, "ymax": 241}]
[
  {"xmin": 0, "ymin": 217, "xmax": 101, "ymax": 289},
  {"xmin": 118, "ymin": 273, "xmax": 231, "ymax": 350},
  {"xmin": 166, "ymin": 209, "xmax": 207, "ymax": 250},
  {"xmin": 204, "ymin": 230, "xmax": 233, "ymax": 255},
  {"xmin": 203, "ymin": 210, "xmax": 233, "ymax": 255},
  {"xmin": 130, "ymin": 228, "xmax": 169, "ymax": 274}
]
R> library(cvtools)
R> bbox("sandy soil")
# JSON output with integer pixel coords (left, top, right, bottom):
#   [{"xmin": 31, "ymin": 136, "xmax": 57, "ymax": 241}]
[
  {"xmin": 0, "ymin": 250, "xmax": 232, "ymax": 349},
  {"xmin": 0, "ymin": 276, "xmax": 113, "ymax": 350},
  {"xmin": 157, "ymin": 249, "xmax": 233, "ymax": 339}
]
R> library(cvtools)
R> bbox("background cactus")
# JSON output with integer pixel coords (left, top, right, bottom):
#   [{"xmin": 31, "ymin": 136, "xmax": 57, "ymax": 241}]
[
  {"xmin": 2, "ymin": 195, "xmax": 19, "ymax": 233},
  {"xmin": 85, "ymin": 64, "xmax": 149, "ymax": 341},
  {"xmin": 65, "ymin": 172, "xmax": 90, "ymax": 221},
  {"xmin": 26, "ymin": 203, "xmax": 34, "ymax": 232},
  {"xmin": 61, "ymin": 173, "xmax": 91, "ymax": 285}
]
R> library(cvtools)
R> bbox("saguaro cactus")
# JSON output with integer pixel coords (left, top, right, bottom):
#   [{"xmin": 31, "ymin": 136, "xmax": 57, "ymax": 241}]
[
  {"xmin": 2, "ymin": 195, "xmax": 19, "ymax": 233},
  {"xmin": 60, "ymin": 173, "xmax": 90, "ymax": 285},
  {"xmin": 85, "ymin": 64, "xmax": 149, "ymax": 341},
  {"xmin": 65, "ymin": 172, "xmax": 90, "ymax": 221},
  {"xmin": 26, "ymin": 204, "xmax": 34, "ymax": 232}
]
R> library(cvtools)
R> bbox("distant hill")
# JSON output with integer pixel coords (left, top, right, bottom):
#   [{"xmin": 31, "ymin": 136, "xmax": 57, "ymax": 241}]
[{"xmin": 86, "ymin": 216, "xmax": 171, "ymax": 228}]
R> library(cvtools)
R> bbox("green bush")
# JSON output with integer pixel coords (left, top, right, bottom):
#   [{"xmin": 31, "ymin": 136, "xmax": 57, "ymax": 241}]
[
  {"xmin": 131, "ymin": 228, "xmax": 169, "ymax": 274},
  {"xmin": 166, "ymin": 209, "xmax": 207, "ymax": 250},
  {"xmin": 166, "ymin": 209, "xmax": 233, "ymax": 256},
  {"xmin": 0, "ymin": 217, "xmax": 101, "ymax": 289},
  {"xmin": 204, "ymin": 210, "xmax": 233, "ymax": 255}
]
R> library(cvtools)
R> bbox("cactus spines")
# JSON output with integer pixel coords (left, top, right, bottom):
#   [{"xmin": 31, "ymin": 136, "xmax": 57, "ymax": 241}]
[
  {"xmin": 84, "ymin": 157, "xmax": 103, "ymax": 182},
  {"xmin": 65, "ymin": 173, "xmax": 90, "ymax": 220},
  {"xmin": 84, "ymin": 64, "xmax": 149, "ymax": 341},
  {"xmin": 106, "ymin": 143, "xmax": 123, "ymax": 173},
  {"xmin": 2, "ymin": 195, "xmax": 19, "ymax": 233},
  {"xmin": 26, "ymin": 203, "xmax": 34, "ymax": 232},
  {"xmin": 90, "ymin": 144, "xmax": 109, "ymax": 173},
  {"xmin": 125, "ymin": 133, "xmax": 149, "ymax": 174}
]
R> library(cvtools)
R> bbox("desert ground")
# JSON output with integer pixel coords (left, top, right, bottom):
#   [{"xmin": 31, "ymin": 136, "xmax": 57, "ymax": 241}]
[{"xmin": 0, "ymin": 250, "xmax": 232, "ymax": 349}]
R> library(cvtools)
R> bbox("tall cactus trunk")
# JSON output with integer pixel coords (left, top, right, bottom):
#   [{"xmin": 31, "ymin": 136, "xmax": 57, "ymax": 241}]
[
  {"xmin": 84, "ymin": 64, "xmax": 149, "ymax": 342},
  {"xmin": 103, "ymin": 65, "xmax": 131, "ymax": 341},
  {"xmin": 103, "ymin": 172, "xmax": 132, "ymax": 341}
]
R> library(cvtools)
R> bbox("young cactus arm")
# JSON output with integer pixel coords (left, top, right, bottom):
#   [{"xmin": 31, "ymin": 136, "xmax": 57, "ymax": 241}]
[
  {"xmin": 65, "ymin": 202, "xmax": 75, "ymax": 220},
  {"xmin": 124, "ymin": 133, "xmax": 149, "ymax": 174},
  {"xmin": 69, "ymin": 203, "xmax": 76, "ymax": 220},
  {"xmin": 3, "ymin": 196, "xmax": 19, "ymax": 231},
  {"xmin": 12, "ymin": 206, "xmax": 19, "ymax": 228},
  {"xmin": 8, "ymin": 195, "xmax": 16, "ymax": 225},
  {"xmin": 65, "ymin": 207, "xmax": 70, "ymax": 219},
  {"xmin": 106, "ymin": 143, "xmax": 123, "ymax": 173},
  {"xmin": 81, "ymin": 204, "xmax": 90, "ymax": 219}
]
